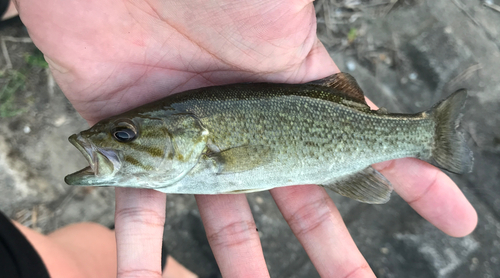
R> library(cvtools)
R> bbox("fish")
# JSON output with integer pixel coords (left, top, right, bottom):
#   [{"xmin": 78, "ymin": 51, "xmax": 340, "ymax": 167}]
[{"xmin": 65, "ymin": 73, "xmax": 473, "ymax": 204}]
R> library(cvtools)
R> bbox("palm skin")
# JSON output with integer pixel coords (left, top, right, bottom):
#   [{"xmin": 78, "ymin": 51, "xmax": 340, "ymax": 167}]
[
  {"xmin": 19, "ymin": 0, "xmax": 334, "ymax": 123},
  {"xmin": 16, "ymin": 0, "xmax": 477, "ymax": 277}
]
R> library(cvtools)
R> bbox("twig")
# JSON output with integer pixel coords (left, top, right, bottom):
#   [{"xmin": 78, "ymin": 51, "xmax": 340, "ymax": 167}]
[
  {"xmin": 53, "ymin": 187, "xmax": 79, "ymax": 216},
  {"xmin": 483, "ymin": 1, "xmax": 500, "ymax": 13},
  {"xmin": 452, "ymin": 0, "xmax": 481, "ymax": 26},
  {"xmin": 46, "ymin": 68, "xmax": 55, "ymax": 97},
  {"xmin": 1, "ymin": 37, "xmax": 12, "ymax": 70},
  {"xmin": 31, "ymin": 206, "xmax": 38, "ymax": 230},
  {"xmin": 0, "ymin": 36, "xmax": 34, "ymax": 71},
  {"xmin": 1, "ymin": 36, "xmax": 32, "ymax": 43},
  {"xmin": 444, "ymin": 63, "xmax": 483, "ymax": 92},
  {"xmin": 14, "ymin": 209, "xmax": 31, "ymax": 224}
]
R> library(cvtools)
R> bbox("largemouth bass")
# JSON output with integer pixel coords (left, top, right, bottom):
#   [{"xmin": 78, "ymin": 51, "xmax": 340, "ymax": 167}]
[{"xmin": 65, "ymin": 73, "xmax": 473, "ymax": 204}]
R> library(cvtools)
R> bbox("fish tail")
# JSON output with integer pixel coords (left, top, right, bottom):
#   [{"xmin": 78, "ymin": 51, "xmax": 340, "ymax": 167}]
[{"xmin": 427, "ymin": 89, "xmax": 473, "ymax": 173}]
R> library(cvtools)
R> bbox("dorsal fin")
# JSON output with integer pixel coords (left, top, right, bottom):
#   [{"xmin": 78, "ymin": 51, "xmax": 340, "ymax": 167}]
[{"xmin": 307, "ymin": 73, "xmax": 367, "ymax": 104}]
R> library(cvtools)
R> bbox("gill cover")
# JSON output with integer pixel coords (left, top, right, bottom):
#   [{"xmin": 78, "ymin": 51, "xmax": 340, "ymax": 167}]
[{"xmin": 161, "ymin": 113, "xmax": 209, "ymax": 185}]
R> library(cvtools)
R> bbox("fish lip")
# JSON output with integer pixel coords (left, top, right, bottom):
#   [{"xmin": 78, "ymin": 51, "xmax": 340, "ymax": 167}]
[
  {"xmin": 65, "ymin": 134, "xmax": 121, "ymax": 185},
  {"xmin": 68, "ymin": 134, "xmax": 95, "ymax": 173}
]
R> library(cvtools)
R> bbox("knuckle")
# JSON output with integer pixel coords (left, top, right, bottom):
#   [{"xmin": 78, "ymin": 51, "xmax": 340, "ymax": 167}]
[
  {"xmin": 373, "ymin": 159, "xmax": 397, "ymax": 174},
  {"xmin": 284, "ymin": 195, "xmax": 333, "ymax": 237},
  {"xmin": 206, "ymin": 220, "xmax": 258, "ymax": 249},
  {"xmin": 115, "ymin": 207, "xmax": 165, "ymax": 228},
  {"xmin": 407, "ymin": 170, "xmax": 439, "ymax": 205},
  {"xmin": 343, "ymin": 263, "xmax": 373, "ymax": 278}
]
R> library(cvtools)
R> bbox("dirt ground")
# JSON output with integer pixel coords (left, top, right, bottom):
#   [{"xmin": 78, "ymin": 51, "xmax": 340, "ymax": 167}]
[{"xmin": 1, "ymin": 1, "xmax": 499, "ymax": 277}]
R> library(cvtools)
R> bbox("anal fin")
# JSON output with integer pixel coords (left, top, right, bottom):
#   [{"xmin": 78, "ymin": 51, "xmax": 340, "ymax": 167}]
[{"xmin": 321, "ymin": 166, "xmax": 393, "ymax": 204}]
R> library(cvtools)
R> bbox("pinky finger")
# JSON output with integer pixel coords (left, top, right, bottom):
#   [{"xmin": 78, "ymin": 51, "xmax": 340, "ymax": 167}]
[{"xmin": 373, "ymin": 158, "xmax": 477, "ymax": 237}]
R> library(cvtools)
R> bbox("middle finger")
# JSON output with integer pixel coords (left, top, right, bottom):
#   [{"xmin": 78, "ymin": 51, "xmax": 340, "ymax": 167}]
[{"xmin": 271, "ymin": 185, "xmax": 376, "ymax": 278}]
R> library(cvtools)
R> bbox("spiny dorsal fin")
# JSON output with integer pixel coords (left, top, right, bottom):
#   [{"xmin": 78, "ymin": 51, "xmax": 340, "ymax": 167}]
[
  {"xmin": 320, "ymin": 166, "xmax": 393, "ymax": 204},
  {"xmin": 207, "ymin": 145, "xmax": 272, "ymax": 174},
  {"xmin": 307, "ymin": 72, "xmax": 367, "ymax": 105}
]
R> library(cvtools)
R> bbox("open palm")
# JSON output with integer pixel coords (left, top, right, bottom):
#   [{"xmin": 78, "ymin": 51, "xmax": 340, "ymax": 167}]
[
  {"xmin": 18, "ymin": 0, "xmax": 477, "ymax": 277},
  {"xmin": 19, "ymin": 0, "xmax": 334, "ymax": 123}
]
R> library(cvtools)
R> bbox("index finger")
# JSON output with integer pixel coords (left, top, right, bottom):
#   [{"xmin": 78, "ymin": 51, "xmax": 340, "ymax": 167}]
[{"xmin": 114, "ymin": 188, "xmax": 167, "ymax": 278}]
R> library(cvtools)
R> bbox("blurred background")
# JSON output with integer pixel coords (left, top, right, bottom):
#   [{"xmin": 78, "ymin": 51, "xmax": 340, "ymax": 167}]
[{"xmin": 0, "ymin": 0, "xmax": 499, "ymax": 277}]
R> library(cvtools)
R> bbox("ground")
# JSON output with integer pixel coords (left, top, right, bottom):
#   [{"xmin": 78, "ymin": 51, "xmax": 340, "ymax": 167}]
[{"xmin": 0, "ymin": 0, "xmax": 499, "ymax": 277}]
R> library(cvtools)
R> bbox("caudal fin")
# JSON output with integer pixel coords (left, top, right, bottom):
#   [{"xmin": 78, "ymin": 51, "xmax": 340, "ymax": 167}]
[{"xmin": 428, "ymin": 89, "xmax": 473, "ymax": 174}]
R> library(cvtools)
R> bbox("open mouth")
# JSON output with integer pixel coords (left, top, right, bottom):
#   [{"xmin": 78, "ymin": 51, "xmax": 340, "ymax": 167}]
[{"xmin": 65, "ymin": 134, "xmax": 120, "ymax": 185}]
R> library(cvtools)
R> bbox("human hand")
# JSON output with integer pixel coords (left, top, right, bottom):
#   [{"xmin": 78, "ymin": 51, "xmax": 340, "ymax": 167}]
[{"xmin": 16, "ymin": 0, "xmax": 477, "ymax": 277}]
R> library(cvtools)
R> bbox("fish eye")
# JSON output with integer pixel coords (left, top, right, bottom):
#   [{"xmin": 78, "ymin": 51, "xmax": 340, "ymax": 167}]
[{"xmin": 111, "ymin": 120, "xmax": 138, "ymax": 143}]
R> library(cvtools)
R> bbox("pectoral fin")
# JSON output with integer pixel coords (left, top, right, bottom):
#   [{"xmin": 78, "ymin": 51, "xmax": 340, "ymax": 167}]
[
  {"xmin": 321, "ymin": 166, "xmax": 393, "ymax": 204},
  {"xmin": 208, "ymin": 145, "xmax": 272, "ymax": 174}
]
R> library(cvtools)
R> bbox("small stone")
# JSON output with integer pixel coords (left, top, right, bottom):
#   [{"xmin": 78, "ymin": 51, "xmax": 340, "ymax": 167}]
[
  {"xmin": 346, "ymin": 60, "xmax": 356, "ymax": 71},
  {"xmin": 253, "ymin": 204, "xmax": 261, "ymax": 212},
  {"xmin": 384, "ymin": 56, "xmax": 392, "ymax": 66},
  {"xmin": 409, "ymin": 72, "xmax": 418, "ymax": 80},
  {"xmin": 54, "ymin": 116, "xmax": 67, "ymax": 127},
  {"xmin": 380, "ymin": 247, "xmax": 389, "ymax": 254},
  {"xmin": 255, "ymin": 196, "xmax": 264, "ymax": 204},
  {"xmin": 23, "ymin": 126, "xmax": 31, "ymax": 134}
]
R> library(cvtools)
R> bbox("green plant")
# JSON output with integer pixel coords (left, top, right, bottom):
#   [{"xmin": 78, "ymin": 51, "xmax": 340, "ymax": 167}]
[
  {"xmin": 347, "ymin": 28, "xmax": 358, "ymax": 43},
  {"xmin": 0, "ymin": 70, "xmax": 26, "ymax": 117},
  {"xmin": 24, "ymin": 51, "xmax": 49, "ymax": 68}
]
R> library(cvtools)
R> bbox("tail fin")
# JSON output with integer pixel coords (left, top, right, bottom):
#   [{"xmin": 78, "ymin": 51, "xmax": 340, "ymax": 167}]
[{"xmin": 428, "ymin": 89, "xmax": 473, "ymax": 174}]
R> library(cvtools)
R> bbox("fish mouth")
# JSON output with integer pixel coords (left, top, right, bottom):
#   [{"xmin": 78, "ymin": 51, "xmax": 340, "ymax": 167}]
[{"xmin": 65, "ymin": 134, "xmax": 121, "ymax": 186}]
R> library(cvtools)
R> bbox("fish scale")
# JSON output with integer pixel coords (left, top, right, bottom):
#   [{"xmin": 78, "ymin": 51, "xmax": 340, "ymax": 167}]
[{"xmin": 190, "ymin": 96, "xmax": 433, "ymax": 166}]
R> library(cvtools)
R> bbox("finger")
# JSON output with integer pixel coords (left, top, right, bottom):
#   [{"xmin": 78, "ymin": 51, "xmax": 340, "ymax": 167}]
[
  {"xmin": 365, "ymin": 98, "xmax": 477, "ymax": 236},
  {"xmin": 195, "ymin": 194, "xmax": 269, "ymax": 278},
  {"xmin": 373, "ymin": 158, "xmax": 477, "ymax": 237},
  {"xmin": 271, "ymin": 185, "xmax": 376, "ymax": 278},
  {"xmin": 115, "ymin": 188, "xmax": 166, "ymax": 278}
]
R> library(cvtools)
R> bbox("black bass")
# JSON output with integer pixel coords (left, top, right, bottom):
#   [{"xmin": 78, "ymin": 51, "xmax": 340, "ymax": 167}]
[{"xmin": 65, "ymin": 73, "xmax": 473, "ymax": 204}]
